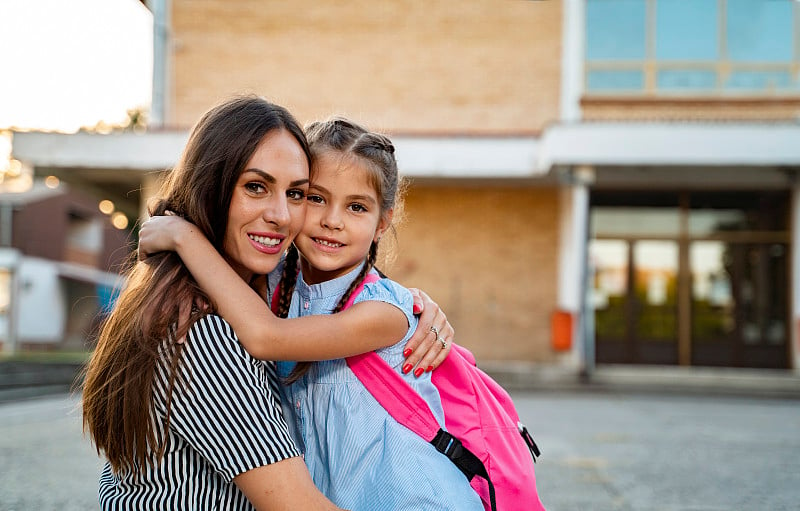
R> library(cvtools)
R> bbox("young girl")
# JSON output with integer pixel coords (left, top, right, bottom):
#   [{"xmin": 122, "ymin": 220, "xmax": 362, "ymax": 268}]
[{"xmin": 139, "ymin": 117, "xmax": 484, "ymax": 510}]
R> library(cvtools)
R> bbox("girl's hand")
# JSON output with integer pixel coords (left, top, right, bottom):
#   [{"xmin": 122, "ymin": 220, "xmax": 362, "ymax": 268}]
[
  {"xmin": 402, "ymin": 289, "xmax": 454, "ymax": 377},
  {"xmin": 138, "ymin": 213, "xmax": 194, "ymax": 260}
]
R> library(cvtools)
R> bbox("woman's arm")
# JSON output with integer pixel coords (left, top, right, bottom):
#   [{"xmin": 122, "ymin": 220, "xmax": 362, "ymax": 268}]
[
  {"xmin": 235, "ymin": 457, "xmax": 346, "ymax": 511},
  {"xmin": 139, "ymin": 215, "xmax": 445, "ymax": 364}
]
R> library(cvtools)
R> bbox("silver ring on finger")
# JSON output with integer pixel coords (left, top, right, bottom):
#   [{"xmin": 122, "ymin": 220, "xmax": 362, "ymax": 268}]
[
  {"xmin": 429, "ymin": 325, "xmax": 439, "ymax": 338},
  {"xmin": 438, "ymin": 336, "xmax": 447, "ymax": 350}
]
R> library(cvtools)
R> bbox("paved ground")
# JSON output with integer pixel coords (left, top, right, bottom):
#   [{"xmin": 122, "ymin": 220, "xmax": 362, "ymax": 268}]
[
  {"xmin": 0, "ymin": 392, "xmax": 102, "ymax": 511},
  {"xmin": 524, "ymin": 390, "xmax": 800, "ymax": 510},
  {"xmin": 1, "ymin": 389, "xmax": 799, "ymax": 510}
]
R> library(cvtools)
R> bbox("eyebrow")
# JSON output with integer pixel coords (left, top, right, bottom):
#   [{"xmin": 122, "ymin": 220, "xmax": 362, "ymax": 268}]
[
  {"xmin": 347, "ymin": 194, "xmax": 377, "ymax": 205},
  {"xmin": 243, "ymin": 168, "xmax": 309, "ymax": 187},
  {"xmin": 309, "ymin": 183, "xmax": 377, "ymax": 204}
]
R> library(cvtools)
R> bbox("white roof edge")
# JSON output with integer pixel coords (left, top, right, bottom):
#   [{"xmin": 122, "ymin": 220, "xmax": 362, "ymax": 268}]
[
  {"xmin": 392, "ymin": 136, "xmax": 541, "ymax": 178},
  {"xmin": 11, "ymin": 131, "xmax": 546, "ymax": 178},
  {"xmin": 539, "ymin": 121, "xmax": 800, "ymax": 169},
  {"xmin": 11, "ymin": 122, "xmax": 800, "ymax": 178},
  {"xmin": 56, "ymin": 260, "xmax": 124, "ymax": 288},
  {"xmin": 11, "ymin": 131, "xmax": 189, "ymax": 170}
]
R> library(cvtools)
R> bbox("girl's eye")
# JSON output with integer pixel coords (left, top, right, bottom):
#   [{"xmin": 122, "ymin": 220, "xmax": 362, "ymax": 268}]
[
  {"xmin": 307, "ymin": 194, "xmax": 324, "ymax": 204},
  {"xmin": 349, "ymin": 203, "xmax": 367, "ymax": 213},
  {"xmin": 288, "ymin": 189, "xmax": 306, "ymax": 201}
]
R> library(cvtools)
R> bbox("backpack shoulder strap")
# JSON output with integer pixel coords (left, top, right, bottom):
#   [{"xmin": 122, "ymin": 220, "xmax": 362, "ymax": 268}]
[
  {"xmin": 343, "ymin": 273, "xmax": 441, "ymax": 441},
  {"xmin": 343, "ymin": 274, "xmax": 499, "ymax": 511}
]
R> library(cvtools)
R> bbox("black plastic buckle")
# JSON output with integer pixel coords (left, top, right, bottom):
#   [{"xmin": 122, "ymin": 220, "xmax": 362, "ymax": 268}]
[{"xmin": 518, "ymin": 422, "xmax": 541, "ymax": 462}]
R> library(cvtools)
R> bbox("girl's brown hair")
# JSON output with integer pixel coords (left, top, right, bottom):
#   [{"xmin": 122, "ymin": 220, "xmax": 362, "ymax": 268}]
[
  {"xmin": 284, "ymin": 117, "xmax": 403, "ymax": 384},
  {"xmin": 81, "ymin": 95, "xmax": 310, "ymax": 473}
]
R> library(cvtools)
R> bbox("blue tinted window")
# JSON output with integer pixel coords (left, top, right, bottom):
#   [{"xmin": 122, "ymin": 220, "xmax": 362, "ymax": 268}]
[
  {"xmin": 657, "ymin": 70, "xmax": 718, "ymax": 90},
  {"xmin": 656, "ymin": 0, "xmax": 719, "ymax": 60},
  {"xmin": 725, "ymin": 71, "xmax": 795, "ymax": 90},
  {"xmin": 585, "ymin": 0, "xmax": 798, "ymax": 94},
  {"xmin": 588, "ymin": 70, "xmax": 645, "ymax": 91},
  {"xmin": 586, "ymin": 0, "xmax": 646, "ymax": 60},
  {"xmin": 727, "ymin": 0, "xmax": 794, "ymax": 62}
]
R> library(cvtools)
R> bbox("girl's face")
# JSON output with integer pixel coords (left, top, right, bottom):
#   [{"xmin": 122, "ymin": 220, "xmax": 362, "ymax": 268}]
[
  {"xmin": 295, "ymin": 151, "xmax": 391, "ymax": 285},
  {"xmin": 224, "ymin": 129, "xmax": 309, "ymax": 281}
]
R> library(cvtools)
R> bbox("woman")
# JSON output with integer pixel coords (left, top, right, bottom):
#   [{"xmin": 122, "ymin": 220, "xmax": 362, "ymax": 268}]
[{"xmin": 82, "ymin": 95, "xmax": 451, "ymax": 510}]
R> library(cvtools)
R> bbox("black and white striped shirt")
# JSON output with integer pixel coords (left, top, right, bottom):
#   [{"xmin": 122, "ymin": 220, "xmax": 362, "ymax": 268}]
[{"xmin": 98, "ymin": 314, "xmax": 300, "ymax": 510}]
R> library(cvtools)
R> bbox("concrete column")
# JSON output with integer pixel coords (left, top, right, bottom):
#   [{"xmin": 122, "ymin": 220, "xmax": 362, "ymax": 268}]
[
  {"xmin": 557, "ymin": 166, "xmax": 594, "ymax": 373},
  {"xmin": 147, "ymin": 0, "xmax": 171, "ymax": 128},
  {"xmin": 560, "ymin": 0, "xmax": 585, "ymax": 122},
  {"xmin": 0, "ymin": 249, "xmax": 21, "ymax": 354},
  {"xmin": 791, "ymin": 186, "xmax": 800, "ymax": 372}
]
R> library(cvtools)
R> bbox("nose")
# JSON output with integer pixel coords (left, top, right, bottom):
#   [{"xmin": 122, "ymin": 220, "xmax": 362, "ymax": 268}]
[
  {"xmin": 321, "ymin": 206, "xmax": 344, "ymax": 230},
  {"xmin": 264, "ymin": 193, "xmax": 291, "ymax": 226}
]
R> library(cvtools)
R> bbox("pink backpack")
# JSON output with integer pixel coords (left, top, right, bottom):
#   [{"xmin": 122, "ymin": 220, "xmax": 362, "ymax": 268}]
[{"xmin": 343, "ymin": 273, "xmax": 546, "ymax": 511}]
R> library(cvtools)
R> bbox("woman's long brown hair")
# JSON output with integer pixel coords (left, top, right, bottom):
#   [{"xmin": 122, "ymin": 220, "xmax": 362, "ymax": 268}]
[{"xmin": 81, "ymin": 95, "xmax": 311, "ymax": 473}]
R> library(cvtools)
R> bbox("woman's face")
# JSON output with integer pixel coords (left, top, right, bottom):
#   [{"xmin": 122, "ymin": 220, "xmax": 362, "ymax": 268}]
[{"xmin": 224, "ymin": 129, "xmax": 309, "ymax": 281}]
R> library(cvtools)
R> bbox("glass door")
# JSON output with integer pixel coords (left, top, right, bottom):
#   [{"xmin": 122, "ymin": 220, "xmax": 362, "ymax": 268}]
[
  {"xmin": 591, "ymin": 240, "xmax": 629, "ymax": 362},
  {"xmin": 632, "ymin": 241, "xmax": 679, "ymax": 364},
  {"xmin": 591, "ymin": 239, "xmax": 679, "ymax": 364},
  {"xmin": 590, "ymin": 190, "xmax": 790, "ymax": 368},
  {"xmin": 691, "ymin": 241, "xmax": 789, "ymax": 368}
]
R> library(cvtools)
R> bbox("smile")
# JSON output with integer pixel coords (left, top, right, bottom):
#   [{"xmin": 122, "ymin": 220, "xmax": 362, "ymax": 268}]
[
  {"xmin": 248, "ymin": 234, "xmax": 282, "ymax": 247},
  {"xmin": 313, "ymin": 238, "xmax": 344, "ymax": 248}
]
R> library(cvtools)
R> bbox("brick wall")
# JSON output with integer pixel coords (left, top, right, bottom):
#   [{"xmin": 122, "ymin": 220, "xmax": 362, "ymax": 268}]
[
  {"xmin": 381, "ymin": 184, "xmax": 560, "ymax": 362},
  {"xmin": 169, "ymin": 0, "xmax": 563, "ymax": 134},
  {"xmin": 582, "ymin": 97, "xmax": 800, "ymax": 122}
]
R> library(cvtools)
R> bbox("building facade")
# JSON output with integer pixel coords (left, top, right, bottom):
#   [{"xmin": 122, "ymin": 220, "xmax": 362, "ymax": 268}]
[
  {"xmin": 9, "ymin": 0, "xmax": 800, "ymax": 373},
  {"xmin": 0, "ymin": 182, "xmax": 127, "ymax": 351}
]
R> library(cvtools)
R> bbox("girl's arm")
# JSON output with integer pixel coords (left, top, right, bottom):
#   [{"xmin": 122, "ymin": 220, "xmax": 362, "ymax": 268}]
[{"xmin": 139, "ymin": 215, "xmax": 447, "ymax": 365}]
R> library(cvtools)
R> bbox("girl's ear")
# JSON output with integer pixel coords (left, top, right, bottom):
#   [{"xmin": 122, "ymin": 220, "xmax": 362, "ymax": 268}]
[{"xmin": 374, "ymin": 208, "xmax": 394, "ymax": 242}]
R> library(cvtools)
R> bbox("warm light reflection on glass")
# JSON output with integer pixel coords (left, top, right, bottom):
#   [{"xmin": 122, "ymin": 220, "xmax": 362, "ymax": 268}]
[
  {"xmin": 0, "ymin": 132, "xmax": 11, "ymax": 157},
  {"xmin": 7, "ymin": 159, "xmax": 22, "ymax": 177},
  {"xmin": 4, "ymin": 174, "xmax": 32, "ymax": 193},
  {"xmin": 111, "ymin": 212, "xmax": 129, "ymax": 230},
  {"xmin": 44, "ymin": 175, "xmax": 60, "ymax": 188},
  {"xmin": 98, "ymin": 199, "xmax": 115, "ymax": 215}
]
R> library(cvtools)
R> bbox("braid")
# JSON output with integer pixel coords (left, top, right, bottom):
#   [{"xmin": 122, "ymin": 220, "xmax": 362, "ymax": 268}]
[
  {"xmin": 284, "ymin": 242, "xmax": 379, "ymax": 385},
  {"xmin": 332, "ymin": 242, "xmax": 378, "ymax": 313},
  {"xmin": 276, "ymin": 245, "xmax": 299, "ymax": 318}
]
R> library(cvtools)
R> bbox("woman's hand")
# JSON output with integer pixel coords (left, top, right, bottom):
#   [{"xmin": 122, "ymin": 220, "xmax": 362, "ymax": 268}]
[
  {"xmin": 138, "ymin": 213, "xmax": 194, "ymax": 260},
  {"xmin": 402, "ymin": 289, "xmax": 454, "ymax": 377}
]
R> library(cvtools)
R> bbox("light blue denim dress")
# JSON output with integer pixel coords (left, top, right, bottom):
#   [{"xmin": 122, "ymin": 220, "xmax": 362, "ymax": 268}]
[{"xmin": 277, "ymin": 265, "xmax": 483, "ymax": 511}]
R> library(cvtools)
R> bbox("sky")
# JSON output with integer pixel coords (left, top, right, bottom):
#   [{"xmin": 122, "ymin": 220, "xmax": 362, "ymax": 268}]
[{"xmin": 0, "ymin": 0, "xmax": 153, "ymax": 133}]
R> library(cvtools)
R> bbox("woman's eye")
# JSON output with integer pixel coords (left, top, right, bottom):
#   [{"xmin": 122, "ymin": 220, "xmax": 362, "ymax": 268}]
[{"xmin": 245, "ymin": 182, "xmax": 267, "ymax": 194}]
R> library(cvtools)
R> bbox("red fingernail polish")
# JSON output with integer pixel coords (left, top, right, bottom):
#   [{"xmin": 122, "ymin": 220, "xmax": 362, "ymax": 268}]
[
  {"xmin": 403, "ymin": 348, "xmax": 412, "ymax": 357},
  {"xmin": 413, "ymin": 304, "xmax": 422, "ymax": 314},
  {"xmin": 426, "ymin": 366, "xmax": 433, "ymax": 373},
  {"xmin": 414, "ymin": 367, "xmax": 424, "ymax": 377},
  {"xmin": 402, "ymin": 363, "xmax": 412, "ymax": 374}
]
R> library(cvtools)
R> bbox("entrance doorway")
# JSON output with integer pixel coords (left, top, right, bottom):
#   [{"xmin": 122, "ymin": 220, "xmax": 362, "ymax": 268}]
[
  {"xmin": 591, "ymin": 239, "xmax": 679, "ymax": 364},
  {"xmin": 589, "ymin": 190, "xmax": 790, "ymax": 369}
]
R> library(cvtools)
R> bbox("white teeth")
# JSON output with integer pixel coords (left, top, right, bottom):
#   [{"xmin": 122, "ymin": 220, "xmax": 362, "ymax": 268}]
[
  {"xmin": 315, "ymin": 238, "xmax": 342, "ymax": 248},
  {"xmin": 249, "ymin": 234, "xmax": 281, "ymax": 246}
]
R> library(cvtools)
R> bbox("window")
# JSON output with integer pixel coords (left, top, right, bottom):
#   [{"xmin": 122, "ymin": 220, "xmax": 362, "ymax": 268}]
[
  {"xmin": 585, "ymin": 0, "xmax": 800, "ymax": 95},
  {"xmin": 66, "ymin": 212, "xmax": 102, "ymax": 253}
]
